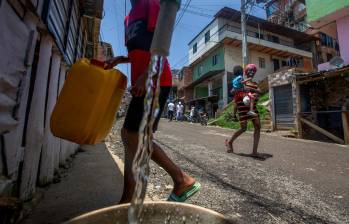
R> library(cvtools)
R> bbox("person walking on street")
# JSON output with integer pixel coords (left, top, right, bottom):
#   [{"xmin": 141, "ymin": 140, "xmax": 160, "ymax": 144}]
[
  {"xmin": 226, "ymin": 64, "xmax": 261, "ymax": 157},
  {"xmin": 176, "ymin": 102, "xmax": 184, "ymax": 121},
  {"xmin": 168, "ymin": 101, "xmax": 175, "ymax": 121},
  {"xmin": 105, "ymin": 0, "xmax": 200, "ymax": 203},
  {"xmin": 190, "ymin": 106, "xmax": 195, "ymax": 123}
]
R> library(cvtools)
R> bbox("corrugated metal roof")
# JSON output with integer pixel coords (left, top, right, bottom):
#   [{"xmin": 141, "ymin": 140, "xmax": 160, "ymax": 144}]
[{"xmin": 295, "ymin": 65, "xmax": 349, "ymax": 82}]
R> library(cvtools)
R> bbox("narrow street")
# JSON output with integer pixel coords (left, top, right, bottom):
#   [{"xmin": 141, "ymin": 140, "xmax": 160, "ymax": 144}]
[
  {"xmin": 2, "ymin": 1, "xmax": 349, "ymax": 224},
  {"xmin": 108, "ymin": 120, "xmax": 349, "ymax": 224}
]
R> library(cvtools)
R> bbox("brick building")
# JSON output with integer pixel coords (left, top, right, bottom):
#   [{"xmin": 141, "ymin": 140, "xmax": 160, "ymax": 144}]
[
  {"xmin": 96, "ymin": 41, "xmax": 114, "ymax": 61},
  {"xmin": 177, "ymin": 67, "xmax": 193, "ymax": 103},
  {"xmin": 265, "ymin": 0, "xmax": 341, "ymax": 70}
]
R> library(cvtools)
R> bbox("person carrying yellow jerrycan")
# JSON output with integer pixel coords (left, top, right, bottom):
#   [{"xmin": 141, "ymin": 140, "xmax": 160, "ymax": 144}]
[{"xmin": 50, "ymin": 58, "xmax": 127, "ymax": 145}]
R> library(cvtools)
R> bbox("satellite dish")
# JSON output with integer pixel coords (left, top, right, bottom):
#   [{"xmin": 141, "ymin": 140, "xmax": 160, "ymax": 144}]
[{"xmin": 329, "ymin": 56, "xmax": 345, "ymax": 69}]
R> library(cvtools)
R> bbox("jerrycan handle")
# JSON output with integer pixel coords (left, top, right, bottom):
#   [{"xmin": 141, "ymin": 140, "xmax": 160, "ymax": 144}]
[{"xmin": 90, "ymin": 59, "xmax": 106, "ymax": 69}]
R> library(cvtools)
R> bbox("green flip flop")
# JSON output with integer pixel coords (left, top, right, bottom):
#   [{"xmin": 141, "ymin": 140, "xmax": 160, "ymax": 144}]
[{"xmin": 168, "ymin": 182, "xmax": 201, "ymax": 202}]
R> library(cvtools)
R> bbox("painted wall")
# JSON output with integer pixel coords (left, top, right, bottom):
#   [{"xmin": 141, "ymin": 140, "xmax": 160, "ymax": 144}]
[
  {"xmin": 0, "ymin": 2, "xmax": 30, "ymax": 76},
  {"xmin": 224, "ymin": 45, "xmax": 278, "ymax": 83},
  {"xmin": 192, "ymin": 47, "xmax": 224, "ymax": 81},
  {"xmin": 306, "ymin": 0, "xmax": 349, "ymax": 22},
  {"xmin": 337, "ymin": 15, "xmax": 349, "ymax": 65},
  {"xmin": 0, "ymin": 0, "xmax": 95, "ymax": 202},
  {"xmin": 212, "ymin": 79, "xmax": 223, "ymax": 100},
  {"xmin": 188, "ymin": 19, "xmax": 220, "ymax": 64},
  {"xmin": 189, "ymin": 16, "xmax": 312, "ymax": 72},
  {"xmin": 194, "ymin": 86, "xmax": 209, "ymax": 98}
]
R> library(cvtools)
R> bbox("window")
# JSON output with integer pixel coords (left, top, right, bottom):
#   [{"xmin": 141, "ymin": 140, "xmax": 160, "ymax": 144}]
[
  {"xmin": 212, "ymin": 55, "xmax": 218, "ymax": 66},
  {"xmin": 268, "ymin": 35, "xmax": 280, "ymax": 44},
  {"xmin": 282, "ymin": 60, "xmax": 287, "ymax": 67},
  {"xmin": 326, "ymin": 36, "xmax": 333, "ymax": 48},
  {"xmin": 179, "ymin": 71, "xmax": 183, "ymax": 80},
  {"xmin": 193, "ymin": 43, "xmax": 197, "ymax": 54},
  {"xmin": 320, "ymin": 33, "xmax": 326, "ymax": 46},
  {"xmin": 266, "ymin": 2, "xmax": 278, "ymax": 18},
  {"xmin": 288, "ymin": 58, "xmax": 299, "ymax": 67},
  {"xmin": 258, "ymin": 57, "xmax": 266, "ymax": 69},
  {"xmin": 199, "ymin": 65, "xmax": 203, "ymax": 75},
  {"xmin": 319, "ymin": 32, "xmax": 338, "ymax": 49},
  {"xmin": 255, "ymin": 33, "xmax": 264, "ymax": 39},
  {"xmin": 273, "ymin": 59, "xmax": 280, "ymax": 71},
  {"xmin": 327, "ymin": 53, "xmax": 333, "ymax": 62},
  {"xmin": 205, "ymin": 30, "xmax": 210, "ymax": 43}
]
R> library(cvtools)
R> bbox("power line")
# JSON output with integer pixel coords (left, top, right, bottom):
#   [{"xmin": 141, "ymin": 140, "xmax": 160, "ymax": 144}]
[
  {"xmin": 180, "ymin": 8, "xmax": 214, "ymax": 18},
  {"xmin": 174, "ymin": 0, "xmax": 192, "ymax": 29}
]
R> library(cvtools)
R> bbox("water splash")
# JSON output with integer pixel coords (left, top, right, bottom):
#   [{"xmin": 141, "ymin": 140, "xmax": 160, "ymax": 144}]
[{"xmin": 128, "ymin": 55, "xmax": 165, "ymax": 224}]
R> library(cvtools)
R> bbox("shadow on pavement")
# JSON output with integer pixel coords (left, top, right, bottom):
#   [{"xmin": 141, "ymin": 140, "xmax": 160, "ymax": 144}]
[
  {"xmin": 22, "ymin": 143, "xmax": 124, "ymax": 224},
  {"xmin": 234, "ymin": 153, "xmax": 273, "ymax": 161},
  {"xmin": 157, "ymin": 140, "xmax": 332, "ymax": 224}
]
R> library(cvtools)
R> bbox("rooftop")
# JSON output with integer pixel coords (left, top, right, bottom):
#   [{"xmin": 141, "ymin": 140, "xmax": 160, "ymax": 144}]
[{"xmin": 296, "ymin": 65, "xmax": 349, "ymax": 84}]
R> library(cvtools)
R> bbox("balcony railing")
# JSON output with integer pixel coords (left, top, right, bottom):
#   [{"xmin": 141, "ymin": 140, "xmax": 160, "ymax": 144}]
[{"xmin": 218, "ymin": 24, "xmax": 308, "ymax": 51}]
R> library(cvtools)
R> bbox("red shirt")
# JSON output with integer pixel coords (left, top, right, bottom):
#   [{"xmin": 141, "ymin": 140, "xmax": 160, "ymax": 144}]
[{"xmin": 125, "ymin": 0, "xmax": 172, "ymax": 87}]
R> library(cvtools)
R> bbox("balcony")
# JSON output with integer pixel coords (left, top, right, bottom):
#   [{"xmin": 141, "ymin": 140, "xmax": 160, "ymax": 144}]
[{"xmin": 218, "ymin": 24, "xmax": 313, "ymax": 59}]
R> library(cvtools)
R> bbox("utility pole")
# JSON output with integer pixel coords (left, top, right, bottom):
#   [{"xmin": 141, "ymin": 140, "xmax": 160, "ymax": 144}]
[{"xmin": 241, "ymin": 0, "xmax": 249, "ymax": 68}]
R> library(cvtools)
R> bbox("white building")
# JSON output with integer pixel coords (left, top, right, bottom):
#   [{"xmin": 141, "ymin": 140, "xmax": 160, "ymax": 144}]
[{"xmin": 186, "ymin": 7, "xmax": 315, "ymax": 114}]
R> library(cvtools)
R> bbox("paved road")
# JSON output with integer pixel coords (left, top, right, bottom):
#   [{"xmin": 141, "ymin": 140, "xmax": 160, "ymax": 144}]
[
  {"xmin": 22, "ymin": 120, "xmax": 349, "ymax": 224},
  {"xmin": 110, "ymin": 120, "xmax": 349, "ymax": 224}
]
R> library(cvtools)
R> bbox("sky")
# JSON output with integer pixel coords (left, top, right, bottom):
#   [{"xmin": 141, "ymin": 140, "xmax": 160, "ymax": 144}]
[{"xmin": 100, "ymin": 0, "xmax": 266, "ymax": 81}]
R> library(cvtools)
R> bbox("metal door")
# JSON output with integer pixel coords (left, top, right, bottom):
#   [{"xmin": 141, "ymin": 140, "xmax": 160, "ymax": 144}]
[{"xmin": 273, "ymin": 84, "xmax": 294, "ymax": 128}]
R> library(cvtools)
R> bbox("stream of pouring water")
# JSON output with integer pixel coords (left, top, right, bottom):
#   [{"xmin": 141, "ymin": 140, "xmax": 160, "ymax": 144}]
[{"xmin": 127, "ymin": 55, "xmax": 165, "ymax": 224}]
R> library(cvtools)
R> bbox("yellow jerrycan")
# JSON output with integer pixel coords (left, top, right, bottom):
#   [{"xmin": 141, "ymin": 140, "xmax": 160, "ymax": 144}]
[{"xmin": 51, "ymin": 58, "xmax": 127, "ymax": 145}]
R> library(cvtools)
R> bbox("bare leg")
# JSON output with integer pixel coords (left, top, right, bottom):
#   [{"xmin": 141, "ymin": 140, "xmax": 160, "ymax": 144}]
[
  {"xmin": 120, "ymin": 128, "xmax": 137, "ymax": 203},
  {"xmin": 233, "ymin": 101, "xmax": 238, "ymax": 121},
  {"xmin": 119, "ymin": 128, "xmax": 196, "ymax": 204},
  {"xmin": 227, "ymin": 121, "xmax": 247, "ymax": 153},
  {"xmin": 152, "ymin": 142, "xmax": 195, "ymax": 195},
  {"xmin": 251, "ymin": 117, "xmax": 261, "ymax": 155}
]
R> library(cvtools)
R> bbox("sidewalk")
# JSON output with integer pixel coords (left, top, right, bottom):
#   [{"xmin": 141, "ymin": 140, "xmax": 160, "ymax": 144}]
[{"xmin": 22, "ymin": 143, "xmax": 124, "ymax": 224}]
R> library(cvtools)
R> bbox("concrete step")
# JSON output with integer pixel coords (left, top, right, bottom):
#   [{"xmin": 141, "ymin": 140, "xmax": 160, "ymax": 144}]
[
  {"xmin": 276, "ymin": 123, "xmax": 295, "ymax": 130},
  {"xmin": 264, "ymin": 114, "xmax": 271, "ymax": 118},
  {"xmin": 261, "ymin": 120, "xmax": 271, "ymax": 125}
]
